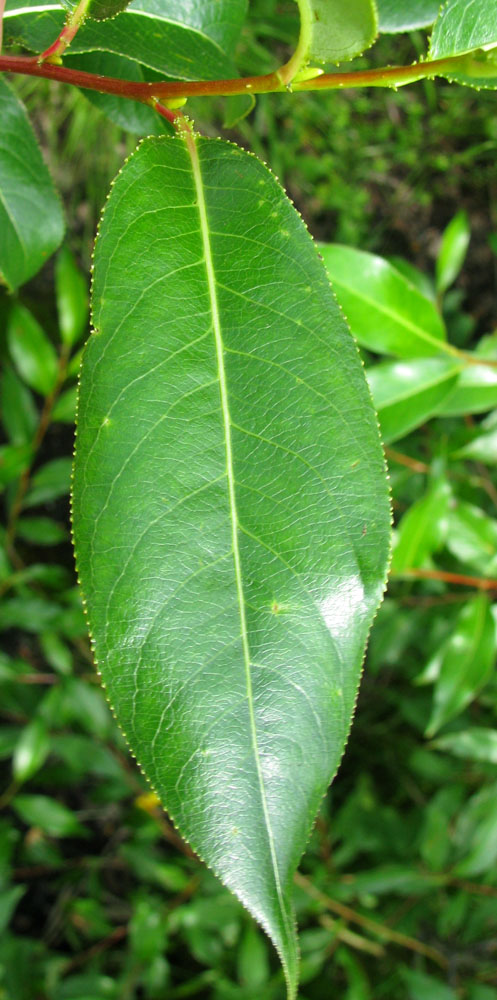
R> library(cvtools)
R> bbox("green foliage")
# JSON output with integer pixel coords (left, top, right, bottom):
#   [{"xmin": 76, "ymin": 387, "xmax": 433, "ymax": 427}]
[{"xmin": 1, "ymin": 1, "xmax": 497, "ymax": 998}]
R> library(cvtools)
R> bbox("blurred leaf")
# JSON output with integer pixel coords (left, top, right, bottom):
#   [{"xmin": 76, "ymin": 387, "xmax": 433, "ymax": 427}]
[
  {"xmin": 7, "ymin": 304, "xmax": 58, "ymax": 397},
  {"xmin": 52, "ymin": 386, "xmax": 77, "ymax": 424},
  {"xmin": 446, "ymin": 500, "xmax": 497, "ymax": 575},
  {"xmin": 237, "ymin": 922, "xmax": 270, "ymax": 990},
  {"xmin": 367, "ymin": 358, "xmax": 460, "ymax": 443},
  {"xmin": 426, "ymin": 595, "xmax": 497, "ymax": 736},
  {"xmin": 437, "ymin": 362, "xmax": 497, "ymax": 416},
  {"xmin": 454, "ymin": 781, "xmax": 497, "ymax": 876},
  {"xmin": 0, "ymin": 366, "xmax": 38, "ymax": 445},
  {"xmin": 402, "ymin": 967, "xmax": 457, "ymax": 1000},
  {"xmin": 129, "ymin": 896, "xmax": 167, "ymax": 964},
  {"xmin": 0, "ymin": 443, "xmax": 32, "ymax": 489},
  {"xmin": 24, "ymin": 458, "xmax": 72, "ymax": 508},
  {"xmin": 55, "ymin": 247, "xmax": 89, "ymax": 348},
  {"xmin": 12, "ymin": 793, "xmax": 88, "ymax": 837},
  {"xmin": 436, "ymin": 211, "xmax": 470, "ymax": 295},
  {"xmin": 430, "ymin": 0, "xmax": 497, "ymax": 58},
  {"xmin": 0, "ymin": 595, "xmax": 62, "ymax": 632},
  {"xmin": 434, "ymin": 727, "xmax": 497, "ymax": 764},
  {"xmin": 455, "ymin": 427, "xmax": 497, "ymax": 465},
  {"xmin": 12, "ymin": 718, "xmax": 50, "ymax": 783},
  {"xmin": 419, "ymin": 786, "xmax": 462, "ymax": 871},
  {"xmin": 0, "ymin": 77, "xmax": 64, "ymax": 291},
  {"xmin": 321, "ymin": 244, "xmax": 447, "ymax": 357},
  {"xmin": 40, "ymin": 631, "xmax": 73, "ymax": 674},
  {"xmin": 0, "ymin": 885, "xmax": 25, "ymax": 936},
  {"xmin": 17, "ymin": 516, "xmax": 68, "ymax": 546},
  {"xmin": 391, "ymin": 477, "xmax": 452, "ymax": 572}
]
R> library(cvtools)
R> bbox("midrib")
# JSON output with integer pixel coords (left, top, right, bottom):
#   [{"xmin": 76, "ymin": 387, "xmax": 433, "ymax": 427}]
[{"xmin": 183, "ymin": 128, "xmax": 289, "ymax": 934}]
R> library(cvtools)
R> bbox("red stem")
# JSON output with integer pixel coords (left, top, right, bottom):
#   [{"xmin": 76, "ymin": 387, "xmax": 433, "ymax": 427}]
[{"xmin": 392, "ymin": 567, "xmax": 497, "ymax": 590}]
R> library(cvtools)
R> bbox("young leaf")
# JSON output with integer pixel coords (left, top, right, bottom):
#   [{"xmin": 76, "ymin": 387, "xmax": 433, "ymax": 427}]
[
  {"xmin": 391, "ymin": 477, "xmax": 452, "ymax": 573},
  {"xmin": 321, "ymin": 245, "xmax": 447, "ymax": 358},
  {"xmin": 0, "ymin": 78, "xmax": 64, "ymax": 292},
  {"xmin": 426, "ymin": 596, "xmax": 497, "ymax": 736},
  {"xmin": 436, "ymin": 211, "xmax": 470, "ymax": 296},
  {"xmin": 12, "ymin": 718, "xmax": 50, "ymax": 783},
  {"xmin": 0, "ymin": 366, "xmax": 38, "ymax": 445},
  {"xmin": 72, "ymin": 133, "xmax": 391, "ymax": 997},
  {"xmin": 376, "ymin": 0, "xmax": 440, "ymax": 32},
  {"xmin": 455, "ymin": 428, "xmax": 497, "ymax": 465},
  {"xmin": 294, "ymin": 0, "xmax": 378, "ymax": 64},
  {"xmin": 367, "ymin": 358, "xmax": 460, "ymax": 443},
  {"xmin": 7, "ymin": 305, "xmax": 59, "ymax": 397},
  {"xmin": 434, "ymin": 727, "xmax": 497, "ymax": 765},
  {"xmin": 430, "ymin": 0, "xmax": 497, "ymax": 59}
]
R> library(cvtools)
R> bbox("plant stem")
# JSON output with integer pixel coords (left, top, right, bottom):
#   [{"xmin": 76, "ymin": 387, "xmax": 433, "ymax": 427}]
[
  {"xmin": 38, "ymin": 0, "xmax": 90, "ymax": 63},
  {"xmin": 0, "ymin": 52, "xmax": 479, "ymax": 105},
  {"xmin": 391, "ymin": 567, "xmax": 497, "ymax": 590}
]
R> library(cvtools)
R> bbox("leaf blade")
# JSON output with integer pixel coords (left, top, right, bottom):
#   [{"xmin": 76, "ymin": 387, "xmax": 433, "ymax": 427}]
[{"xmin": 72, "ymin": 135, "xmax": 391, "ymax": 996}]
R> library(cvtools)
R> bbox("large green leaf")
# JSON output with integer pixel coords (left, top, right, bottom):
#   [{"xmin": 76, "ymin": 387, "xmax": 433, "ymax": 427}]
[
  {"xmin": 3, "ymin": 0, "xmax": 243, "ymax": 78},
  {"xmin": 430, "ymin": 0, "xmax": 497, "ymax": 58},
  {"xmin": 0, "ymin": 78, "xmax": 64, "ymax": 292},
  {"xmin": 376, "ymin": 0, "xmax": 440, "ymax": 32},
  {"xmin": 321, "ymin": 245, "xmax": 447, "ymax": 358},
  {"xmin": 294, "ymin": 0, "xmax": 377, "ymax": 64},
  {"xmin": 72, "ymin": 133, "xmax": 390, "ymax": 996}
]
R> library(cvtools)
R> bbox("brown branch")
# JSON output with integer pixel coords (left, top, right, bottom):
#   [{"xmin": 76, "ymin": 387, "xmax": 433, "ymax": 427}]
[{"xmin": 391, "ymin": 567, "xmax": 497, "ymax": 591}]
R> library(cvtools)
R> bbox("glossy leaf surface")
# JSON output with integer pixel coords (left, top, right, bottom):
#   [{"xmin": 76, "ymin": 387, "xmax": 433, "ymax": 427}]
[
  {"xmin": 0, "ymin": 78, "xmax": 64, "ymax": 292},
  {"xmin": 436, "ymin": 211, "xmax": 470, "ymax": 295},
  {"xmin": 321, "ymin": 245, "xmax": 447, "ymax": 358},
  {"xmin": 367, "ymin": 358, "xmax": 460, "ymax": 443},
  {"xmin": 430, "ymin": 0, "xmax": 497, "ymax": 58},
  {"xmin": 295, "ymin": 0, "xmax": 377, "ymax": 63},
  {"xmin": 72, "ymin": 133, "xmax": 390, "ymax": 997},
  {"xmin": 376, "ymin": 0, "xmax": 440, "ymax": 32},
  {"xmin": 4, "ymin": 0, "xmax": 239, "ymax": 79},
  {"xmin": 437, "ymin": 361, "xmax": 497, "ymax": 416}
]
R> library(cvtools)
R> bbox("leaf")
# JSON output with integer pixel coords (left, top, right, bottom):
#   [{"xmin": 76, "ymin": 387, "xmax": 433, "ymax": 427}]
[
  {"xmin": 67, "ymin": 52, "xmax": 165, "ymax": 136},
  {"xmin": 430, "ymin": 0, "xmax": 497, "ymax": 59},
  {"xmin": 437, "ymin": 362, "xmax": 497, "ymax": 416},
  {"xmin": 4, "ymin": 0, "xmax": 242, "ymax": 79},
  {"xmin": 295, "ymin": 0, "xmax": 378, "ymax": 64},
  {"xmin": 376, "ymin": 0, "xmax": 441, "ymax": 32},
  {"xmin": 17, "ymin": 516, "xmax": 68, "ymax": 545},
  {"xmin": 426, "ymin": 595, "xmax": 497, "ymax": 737},
  {"xmin": 454, "ymin": 781, "xmax": 497, "ymax": 876},
  {"xmin": 55, "ymin": 247, "xmax": 89, "ymax": 349},
  {"xmin": 0, "ymin": 443, "xmax": 32, "ymax": 489},
  {"xmin": 321, "ymin": 245, "xmax": 448, "ymax": 358},
  {"xmin": 60, "ymin": 0, "xmax": 131, "ymax": 17},
  {"xmin": 455, "ymin": 427, "xmax": 497, "ymax": 465},
  {"xmin": 72, "ymin": 133, "xmax": 390, "ymax": 997},
  {"xmin": 24, "ymin": 457, "xmax": 72, "ymax": 508},
  {"xmin": 52, "ymin": 386, "xmax": 78, "ymax": 424},
  {"xmin": 436, "ymin": 211, "xmax": 470, "ymax": 295},
  {"xmin": 403, "ymin": 968, "xmax": 457, "ymax": 1000},
  {"xmin": 367, "ymin": 358, "xmax": 460, "ymax": 444},
  {"xmin": 445, "ymin": 501, "xmax": 497, "ymax": 575},
  {"xmin": 0, "ymin": 367, "xmax": 38, "ymax": 445},
  {"xmin": 12, "ymin": 793, "xmax": 88, "ymax": 837},
  {"xmin": 7, "ymin": 304, "xmax": 59, "ymax": 396},
  {"xmin": 0, "ymin": 78, "xmax": 64, "ymax": 292},
  {"xmin": 391, "ymin": 477, "xmax": 452, "ymax": 573},
  {"xmin": 434, "ymin": 727, "xmax": 497, "ymax": 764},
  {"xmin": 12, "ymin": 718, "xmax": 50, "ymax": 783}
]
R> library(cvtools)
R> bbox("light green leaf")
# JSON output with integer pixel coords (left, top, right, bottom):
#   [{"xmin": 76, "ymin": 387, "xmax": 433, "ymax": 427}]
[
  {"xmin": 12, "ymin": 793, "xmax": 88, "ymax": 837},
  {"xmin": 430, "ymin": 0, "xmax": 497, "ymax": 58},
  {"xmin": 12, "ymin": 718, "xmax": 50, "ymax": 783},
  {"xmin": 367, "ymin": 358, "xmax": 460, "ymax": 443},
  {"xmin": 426, "ymin": 595, "xmax": 497, "ymax": 736},
  {"xmin": 446, "ymin": 501, "xmax": 497, "ymax": 575},
  {"xmin": 7, "ymin": 304, "xmax": 59, "ymax": 397},
  {"xmin": 321, "ymin": 244, "xmax": 447, "ymax": 358},
  {"xmin": 436, "ymin": 211, "xmax": 470, "ymax": 295},
  {"xmin": 455, "ymin": 427, "xmax": 497, "ymax": 465},
  {"xmin": 434, "ymin": 727, "xmax": 497, "ymax": 765},
  {"xmin": 0, "ymin": 443, "xmax": 32, "ymax": 489},
  {"xmin": 294, "ymin": 0, "xmax": 378, "ymax": 64},
  {"xmin": 72, "ymin": 133, "xmax": 390, "ymax": 998},
  {"xmin": 0, "ymin": 367, "xmax": 38, "ymax": 446},
  {"xmin": 376, "ymin": 0, "xmax": 441, "ymax": 32},
  {"xmin": 24, "ymin": 457, "xmax": 72, "ymax": 508},
  {"xmin": 0, "ymin": 78, "xmax": 64, "ymax": 292},
  {"xmin": 437, "ymin": 362, "xmax": 497, "ymax": 416},
  {"xmin": 439, "ymin": 48, "xmax": 497, "ymax": 91},
  {"xmin": 391, "ymin": 477, "xmax": 452, "ymax": 573},
  {"xmin": 454, "ymin": 781, "xmax": 497, "ymax": 876},
  {"xmin": 52, "ymin": 386, "xmax": 78, "ymax": 424},
  {"xmin": 17, "ymin": 516, "xmax": 68, "ymax": 545},
  {"xmin": 4, "ymin": 0, "xmax": 242, "ymax": 79},
  {"xmin": 67, "ymin": 52, "xmax": 165, "ymax": 135},
  {"xmin": 55, "ymin": 247, "xmax": 89, "ymax": 349}
]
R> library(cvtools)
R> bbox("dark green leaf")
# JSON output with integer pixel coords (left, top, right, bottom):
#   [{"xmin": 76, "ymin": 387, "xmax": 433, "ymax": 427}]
[
  {"xmin": 17, "ymin": 516, "xmax": 68, "ymax": 545},
  {"xmin": 12, "ymin": 793, "xmax": 88, "ymax": 837},
  {"xmin": 68, "ymin": 52, "xmax": 164, "ymax": 135},
  {"xmin": 321, "ymin": 244, "xmax": 447, "ymax": 358},
  {"xmin": 73, "ymin": 133, "xmax": 390, "ymax": 996},
  {"xmin": 24, "ymin": 457, "xmax": 72, "ymax": 508},
  {"xmin": 367, "ymin": 358, "xmax": 460, "ymax": 443},
  {"xmin": 0, "ymin": 443, "xmax": 32, "ymax": 489},
  {"xmin": 391, "ymin": 477, "xmax": 452, "ymax": 573},
  {"xmin": 0, "ymin": 886, "xmax": 25, "ymax": 936},
  {"xmin": 430, "ymin": 0, "xmax": 497, "ymax": 58},
  {"xmin": 0, "ymin": 78, "xmax": 64, "ymax": 292},
  {"xmin": 434, "ymin": 727, "xmax": 497, "ymax": 765},
  {"xmin": 7, "ymin": 305, "xmax": 59, "ymax": 397},
  {"xmin": 0, "ymin": 367, "xmax": 37, "ymax": 445},
  {"xmin": 52, "ymin": 386, "xmax": 77, "ymax": 424}
]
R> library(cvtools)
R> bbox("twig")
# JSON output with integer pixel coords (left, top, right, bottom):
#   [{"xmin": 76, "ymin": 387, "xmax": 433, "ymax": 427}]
[{"xmin": 391, "ymin": 567, "xmax": 497, "ymax": 591}]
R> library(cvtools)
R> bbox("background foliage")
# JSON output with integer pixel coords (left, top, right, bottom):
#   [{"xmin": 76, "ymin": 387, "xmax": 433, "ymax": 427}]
[{"xmin": 1, "ymin": 2, "xmax": 497, "ymax": 998}]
